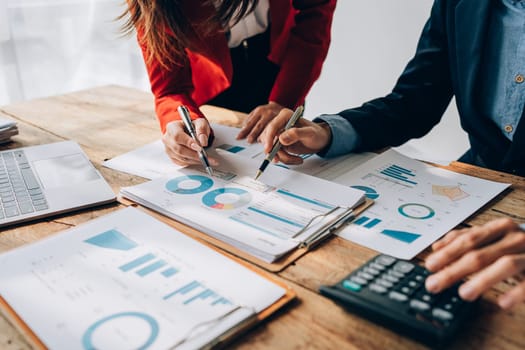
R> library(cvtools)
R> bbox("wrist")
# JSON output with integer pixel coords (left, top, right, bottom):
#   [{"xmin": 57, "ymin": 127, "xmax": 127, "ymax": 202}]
[{"xmin": 316, "ymin": 121, "xmax": 333, "ymax": 153}]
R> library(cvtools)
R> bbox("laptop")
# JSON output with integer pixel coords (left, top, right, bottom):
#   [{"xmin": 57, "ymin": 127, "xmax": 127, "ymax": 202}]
[{"xmin": 0, "ymin": 141, "xmax": 116, "ymax": 227}]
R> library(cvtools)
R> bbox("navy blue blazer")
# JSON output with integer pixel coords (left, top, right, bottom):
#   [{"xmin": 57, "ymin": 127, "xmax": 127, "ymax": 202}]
[{"xmin": 340, "ymin": 0, "xmax": 525, "ymax": 176}]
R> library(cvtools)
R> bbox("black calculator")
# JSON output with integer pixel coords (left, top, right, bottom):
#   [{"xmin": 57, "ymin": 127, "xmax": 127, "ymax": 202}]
[{"xmin": 319, "ymin": 254, "xmax": 476, "ymax": 346}]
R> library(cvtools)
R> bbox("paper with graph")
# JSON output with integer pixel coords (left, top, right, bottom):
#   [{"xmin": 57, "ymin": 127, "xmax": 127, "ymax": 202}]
[
  {"xmin": 120, "ymin": 152, "xmax": 365, "ymax": 262},
  {"xmin": 0, "ymin": 207, "xmax": 286, "ymax": 350},
  {"xmin": 332, "ymin": 150, "xmax": 509, "ymax": 259}
]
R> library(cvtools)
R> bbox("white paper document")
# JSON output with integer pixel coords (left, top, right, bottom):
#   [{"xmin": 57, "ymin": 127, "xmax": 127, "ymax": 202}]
[
  {"xmin": 0, "ymin": 207, "xmax": 286, "ymax": 350},
  {"xmin": 331, "ymin": 149, "xmax": 510, "ymax": 259},
  {"xmin": 120, "ymin": 152, "xmax": 366, "ymax": 263},
  {"xmin": 103, "ymin": 123, "xmax": 375, "ymax": 180}
]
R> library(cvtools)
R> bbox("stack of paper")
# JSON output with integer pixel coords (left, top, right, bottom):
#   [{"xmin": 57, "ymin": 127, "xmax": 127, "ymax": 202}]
[
  {"xmin": 0, "ymin": 117, "xmax": 18, "ymax": 144},
  {"xmin": 0, "ymin": 207, "xmax": 288, "ymax": 349},
  {"xmin": 120, "ymin": 152, "xmax": 366, "ymax": 263}
]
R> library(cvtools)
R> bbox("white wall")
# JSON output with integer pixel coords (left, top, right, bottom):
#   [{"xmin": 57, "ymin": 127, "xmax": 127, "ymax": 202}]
[
  {"xmin": 0, "ymin": 0, "xmax": 149, "ymax": 105},
  {"xmin": 305, "ymin": 0, "xmax": 469, "ymax": 164}
]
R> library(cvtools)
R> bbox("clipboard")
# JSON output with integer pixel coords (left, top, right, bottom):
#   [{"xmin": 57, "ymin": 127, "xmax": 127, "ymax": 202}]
[
  {"xmin": 119, "ymin": 196, "xmax": 374, "ymax": 272},
  {"xmin": 0, "ymin": 207, "xmax": 296, "ymax": 350},
  {"xmin": 0, "ymin": 260, "xmax": 295, "ymax": 350}
]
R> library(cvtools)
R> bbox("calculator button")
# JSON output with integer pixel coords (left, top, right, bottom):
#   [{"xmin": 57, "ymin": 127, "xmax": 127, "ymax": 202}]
[
  {"xmin": 419, "ymin": 293, "xmax": 436, "ymax": 303},
  {"xmin": 388, "ymin": 291, "xmax": 408, "ymax": 302},
  {"xmin": 400, "ymin": 286, "xmax": 415, "ymax": 296},
  {"xmin": 414, "ymin": 274, "xmax": 425, "ymax": 282},
  {"xmin": 342, "ymin": 280, "xmax": 362, "ymax": 292},
  {"xmin": 410, "ymin": 299, "xmax": 431, "ymax": 312},
  {"xmin": 369, "ymin": 284, "xmax": 388, "ymax": 294},
  {"xmin": 408, "ymin": 280, "xmax": 420, "ymax": 288},
  {"xmin": 388, "ymin": 270, "xmax": 405, "ymax": 279},
  {"xmin": 369, "ymin": 262, "xmax": 385, "ymax": 271},
  {"xmin": 432, "ymin": 308, "xmax": 454, "ymax": 321},
  {"xmin": 376, "ymin": 279, "xmax": 394, "ymax": 289},
  {"xmin": 350, "ymin": 276, "xmax": 368, "ymax": 285},
  {"xmin": 364, "ymin": 267, "xmax": 380, "ymax": 276},
  {"xmin": 375, "ymin": 255, "xmax": 396, "ymax": 267},
  {"xmin": 358, "ymin": 271, "xmax": 375, "ymax": 280},
  {"xmin": 393, "ymin": 261, "xmax": 415, "ymax": 274},
  {"xmin": 382, "ymin": 274, "xmax": 400, "ymax": 283}
]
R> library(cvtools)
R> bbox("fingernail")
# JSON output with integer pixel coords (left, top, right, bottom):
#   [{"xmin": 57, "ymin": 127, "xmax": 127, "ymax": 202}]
[
  {"xmin": 426, "ymin": 256, "xmax": 438, "ymax": 271},
  {"xmin": 199, "ymin": 135, "xmax": 207, "ymax": 147},
  {"xmin": 425, "ymin": 276, "xmax": 439, "ymax": 292},
  {"xmin": 458, "ymin": 284, "xmax": 475, "ymax": 300},
  {"xmin": 190, "ymin": 142, "xmax": 201, "ymax": 151},
  {"xmin": 281, "ymin": 133, "xmax": 291, "ymax": 143},
  {"xmin": 498, "ymin": 295, "xmax": 513, "ymax": 309}
]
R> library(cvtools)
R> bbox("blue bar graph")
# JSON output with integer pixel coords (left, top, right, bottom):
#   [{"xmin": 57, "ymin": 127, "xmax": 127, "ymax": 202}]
[
  {"xmin": 161, "ymin": 267, "xmax": 178, "ymax": 278},
  {"xmin": 354, "ymin": 216, "xmax": 381, "ymax": 229},
  {"xmin": 136, "ymin": 260, "xmax": 167, "ymax": 277},
  {"xmin": 276, "ymin": 189, "xmax": 334, "ymax": 209},
  {"xmin": 212, "ymin": 297, "xmax": 232, "ymax": 306},
  {"xmin": 119, "ymin": 253, "xmax": 156, "ymax": 272},
  {"xmin": 183, "ymin": 289, "xmax": 216, "ymax": 305},
  {"xmin": 227, "ymin": 146, "xmax": 244, "ymax": 153},
  {"xmin": 354, "ymin": 216, "xmax": 370, "ymax": 225},
  {"xmin": 364, "ymin": 218, "xmax": 382, "ymax": 229},
  {"xmin": 247, "ymin": 207, "xmax": 303, "ymax": 228},
  {"xmin": 84, "ymin": 229, "xmax": 138, "ymax": 251},
  {"xmin": 380, "ymin": 164, "xmax": 417, "ymax": 185},
  {"xmin": 380, "ymin": 229, "xmax": 420, "ymax": 243},
  {"xmin": 163, "ymin": 281, "xmax": 201, "ymax": 300}
]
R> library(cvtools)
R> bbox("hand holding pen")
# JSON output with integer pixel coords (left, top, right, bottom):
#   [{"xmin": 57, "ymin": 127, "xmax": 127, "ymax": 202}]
[
  {"xmin": 175, "ymin": 106, "xmax": 213, "ymax": 176},
  {"xmin": 255, "ymin": 106, "xmax": 304, "ymax": 180}
]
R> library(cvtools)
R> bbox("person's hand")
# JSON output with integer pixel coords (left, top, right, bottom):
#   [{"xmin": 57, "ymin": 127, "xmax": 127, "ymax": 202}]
[
  {"xmin": 425, "ymin": 218, "xmax": 525, "ymax": 309},
  {"xmin": 162, "ymin": 118, "xmax": 218, "ymax": 166},
  {"xmin": 259, "ymin": 108, "xmax": 332, "ymax": 165},
  {"xmin": 237, "ymin": 101, "xmax": 284, "ymax": 143}
]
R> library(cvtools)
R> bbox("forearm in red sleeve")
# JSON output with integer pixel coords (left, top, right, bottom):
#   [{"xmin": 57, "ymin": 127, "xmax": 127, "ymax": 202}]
[
  {"xmin": 136, "ymin": 31, "xmax": 205, "ymax": 133},
  {"xmin": 269, "ymin": 0, "xmax": 336, "ymax": 108}
]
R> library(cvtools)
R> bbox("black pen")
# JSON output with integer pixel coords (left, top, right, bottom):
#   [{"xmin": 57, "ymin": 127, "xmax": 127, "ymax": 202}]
[
  {"xmin": 254, "ymin": 105, "xmax": 304, "ymax": 180},
  {"xmin": 177, "ymin": 105, "xmax": 214, "ymax": 177}
]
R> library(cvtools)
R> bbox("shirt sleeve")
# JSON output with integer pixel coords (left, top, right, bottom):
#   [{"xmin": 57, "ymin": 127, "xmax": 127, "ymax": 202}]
[
  {"xmin": 313, "ymin": 114, "xmax": 362, "ymax": 158},
  {"xmin": 520, "ymin": 223, "xmax": 525, "ymax": 231}
]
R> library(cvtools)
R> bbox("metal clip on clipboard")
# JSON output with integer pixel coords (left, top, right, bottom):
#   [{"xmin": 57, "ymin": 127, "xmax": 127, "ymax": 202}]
[{"xmin": 291, "ymin": 207, "xmax": 356, "ymax": 250}]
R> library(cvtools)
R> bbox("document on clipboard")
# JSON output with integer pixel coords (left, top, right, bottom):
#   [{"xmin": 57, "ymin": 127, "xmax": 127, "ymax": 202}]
[
  {"xmin": 0, "ymin": 207, "xmax": 294, "ymax": 350},
  {"xmin": 120, "ymin": 151, "xmax": 368, "ymax": 265}
]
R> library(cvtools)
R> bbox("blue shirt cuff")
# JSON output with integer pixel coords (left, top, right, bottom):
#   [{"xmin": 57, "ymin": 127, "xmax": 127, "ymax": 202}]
[
  {"xmin": 313, "ymin": 114, "xmax": 361, "ymax": 158},
  {"xmin": 520, "ymin": 223, "xmax": 525, "ymax": 231}
]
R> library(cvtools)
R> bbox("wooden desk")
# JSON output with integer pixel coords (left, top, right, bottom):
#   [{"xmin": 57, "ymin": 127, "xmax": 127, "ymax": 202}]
[{"xmin": 0, "ymin": 85, "xmax": 523, "ymax": 350}]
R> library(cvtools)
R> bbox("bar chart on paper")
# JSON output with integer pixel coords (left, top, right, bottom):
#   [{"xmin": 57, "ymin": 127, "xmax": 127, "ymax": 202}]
[
  {"xmin": 0, "ymin": 208, "xmax": 286, "ymax": 350},
  {"xmin": 334, "ymin": 149, "xmax": 509, "ymax": 259},
  {"xmin": 84, "ymin": 229, "xmax": 234, "ymax": 308}
]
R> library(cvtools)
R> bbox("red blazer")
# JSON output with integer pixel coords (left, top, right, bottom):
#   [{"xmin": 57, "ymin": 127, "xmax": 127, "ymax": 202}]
[{"xmin": 138, "ymin": 0, "xmax": 337, "ymax": 132}]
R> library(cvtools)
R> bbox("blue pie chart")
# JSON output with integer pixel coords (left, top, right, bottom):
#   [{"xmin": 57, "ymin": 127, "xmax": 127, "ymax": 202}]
[
  {"xmin": 351, "ymin": 185, "xmax": 379, "ymax": 200},
  {"xmin": 82, "ymin": 311, "xmax": 159, "ymax": 350},
  {"xmin": 202, "ymin": 187, "xmax": 252, "ymax": 210},
  {"xmin": 165, "ymin": 175, "xmax": 213, "ymax": 194}
]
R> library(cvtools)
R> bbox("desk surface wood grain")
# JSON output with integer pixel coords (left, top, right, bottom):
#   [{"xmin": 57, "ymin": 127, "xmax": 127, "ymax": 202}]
[{"xmin": 0, "ymin": 85, "xmax": 523, "ymax": 349}]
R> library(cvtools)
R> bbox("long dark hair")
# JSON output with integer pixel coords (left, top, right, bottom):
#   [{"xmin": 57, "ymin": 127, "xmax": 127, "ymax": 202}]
[{"xmin": 121, "ymin": 0, "xmax": 258, "ymax": 68}]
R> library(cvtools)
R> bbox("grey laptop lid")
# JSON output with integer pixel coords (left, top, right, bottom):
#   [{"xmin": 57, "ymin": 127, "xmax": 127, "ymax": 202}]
[{"xmin": 0, "ymin": 141, "xmax": 115, "ymax": 227}]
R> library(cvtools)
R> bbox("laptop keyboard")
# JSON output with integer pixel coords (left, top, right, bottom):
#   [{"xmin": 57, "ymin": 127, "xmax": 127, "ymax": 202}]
[{"xmin": 0, "ymin": 150, "xmax": 48, "ymax": 219}]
